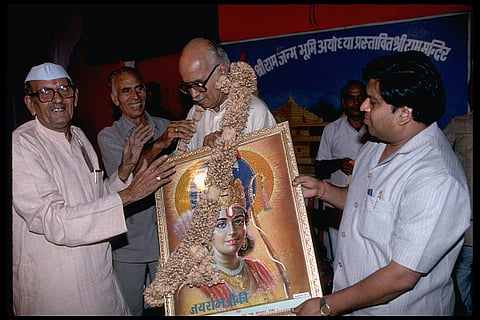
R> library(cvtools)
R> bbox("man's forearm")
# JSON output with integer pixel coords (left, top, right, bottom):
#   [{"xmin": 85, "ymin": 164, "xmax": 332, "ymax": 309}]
[
  {"xmin": 326, "ymin": 261, "xmax": 421, "ymax": 315},
  {"xmin": 133, "ymin": 140, "xmax": 167, "ymax": 175},
  {"xmin": 321, "ymin": 182, "xmax": 348, "ymax": 210}
]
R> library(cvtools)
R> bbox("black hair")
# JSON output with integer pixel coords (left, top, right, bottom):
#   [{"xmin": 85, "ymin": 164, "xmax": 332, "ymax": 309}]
[
  {"xmin": 340, "ymin": 80, "xmax": 366, "ymax": 102},
  {"xmin": 362, "ymin": 51, "xmax": 445, "ymax": 125}
]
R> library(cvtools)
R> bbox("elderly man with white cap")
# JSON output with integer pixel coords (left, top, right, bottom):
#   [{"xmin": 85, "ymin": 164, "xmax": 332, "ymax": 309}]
[{"xmin": 12, "ymin": 62, "xmax": 176, "ymax": 315}]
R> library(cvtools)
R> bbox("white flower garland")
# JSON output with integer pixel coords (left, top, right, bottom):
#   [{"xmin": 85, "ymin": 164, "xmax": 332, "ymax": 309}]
[{"xmin": 144, "ymin": 61, "xmax": 257, "ymax": 307}]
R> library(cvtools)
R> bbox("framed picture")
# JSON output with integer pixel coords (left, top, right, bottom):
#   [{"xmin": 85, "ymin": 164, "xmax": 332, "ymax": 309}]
[{"xmin": 155, "ymin": 122, "xmax": 322, "ymax": 316}]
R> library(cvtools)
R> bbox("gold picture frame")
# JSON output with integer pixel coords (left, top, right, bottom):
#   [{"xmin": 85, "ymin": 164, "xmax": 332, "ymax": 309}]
[{"xmin": 154, "ymin": 122, "xmax": 322, "ymax": 315}]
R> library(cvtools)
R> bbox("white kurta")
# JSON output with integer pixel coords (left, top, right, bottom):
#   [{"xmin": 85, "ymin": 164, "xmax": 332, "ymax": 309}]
[
  {"xmin": 12, "ymin": 118, "xmax": 130, "ymax": 315},
  {"xmin": 181, "ymin": 94, "xmax": 277, "ymax": 152}
]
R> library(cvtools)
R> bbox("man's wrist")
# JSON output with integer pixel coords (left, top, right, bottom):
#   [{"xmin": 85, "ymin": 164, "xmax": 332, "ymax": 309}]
[
  {"xmin": 118, "ymin": 188, "xmax": 132, "ymax": 207},
  {"xmin": 319, "ymin": 296, "xmax": 331, "ymax": 316},
  {"xmin": 118, "ymin": 164, "xmax": 134, "ymax": 182},
  {"xmin": 153, "ymin": 138, "xmax": 168, "ymax": 152},
  {"xmin": 318, "ymin": 180, "xmax": 327, "ymax": 199}
]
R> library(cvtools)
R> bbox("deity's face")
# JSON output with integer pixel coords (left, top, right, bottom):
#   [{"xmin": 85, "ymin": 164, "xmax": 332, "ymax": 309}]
[{"xmin": 212, "ymin": 207, "xmax": 247, "ymax": 258}]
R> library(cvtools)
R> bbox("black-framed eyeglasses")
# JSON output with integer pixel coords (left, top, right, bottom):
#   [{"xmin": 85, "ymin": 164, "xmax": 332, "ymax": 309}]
[
  {"xmin": 29, "ymin": 85, "xmax": 75, "ymax": 103},
  {"xmin": 179, "ymin": 64, "xmax": 220, "ymax": 95}
]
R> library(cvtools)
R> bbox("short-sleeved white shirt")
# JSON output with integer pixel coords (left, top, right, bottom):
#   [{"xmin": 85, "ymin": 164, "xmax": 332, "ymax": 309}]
[
  {"xmin": 315, "ymin": 116, "xmax": 367, "ymax": 187},
  {"xmin": 334, "ymin": 122, "xmax": 470, "ymax": 315}
]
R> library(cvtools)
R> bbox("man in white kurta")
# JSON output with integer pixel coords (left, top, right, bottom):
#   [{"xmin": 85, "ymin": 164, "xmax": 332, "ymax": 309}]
[
  {"xmin": 13, "ymin": 119, "xmax": 130, "ymax": 315},
  {"xmin": 182, "ymin": 94, "xmax": 277, "ymax": 152},
  {"xmin": 12, "ymin": 62, "xmax": 175, "ymax": 315},
  {"xmin": 177, "ymin": 38, "xmax": 276, "ymax": 153},
  {"xmin": 314, "ymin": 80, "xmax": 367, "ymax": 261}
]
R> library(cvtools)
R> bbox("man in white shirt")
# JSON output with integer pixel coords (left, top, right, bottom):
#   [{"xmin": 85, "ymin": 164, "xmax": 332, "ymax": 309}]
[
  {"xmin": 292, "ymin": 51, "xmax": 470, "ymax": 315},
  {"xmin": 314, "ymin": 80, "xmax": 367, "ymax": 262},
  {"xmin": 12, "ymin": 62, "xmax": 175, "ymax": 315},
  {"xmin": 177, "ymin": 38, "xmax": 276, "ymax": 152}
]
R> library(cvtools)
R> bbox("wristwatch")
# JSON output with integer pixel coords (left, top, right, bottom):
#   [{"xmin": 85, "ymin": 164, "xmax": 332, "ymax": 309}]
[{"xmin": 319, "ymin": 296, "xmax": 331, "ymax": 316}]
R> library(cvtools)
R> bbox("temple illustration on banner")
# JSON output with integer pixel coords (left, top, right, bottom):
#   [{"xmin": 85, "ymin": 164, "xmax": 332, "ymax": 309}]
[
  {"xmin": 273, "ymin": 97, "xmax": 327, "ymax": 174},
  {"xmin": 272, "ymin": 97, "xmax": 323, "ymax": 126}
]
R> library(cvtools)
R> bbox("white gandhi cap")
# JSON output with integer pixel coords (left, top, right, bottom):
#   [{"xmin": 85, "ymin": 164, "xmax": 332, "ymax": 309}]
[{"xmin": 25, "ymin": 62, "xmax": 72, "ymax": 83}]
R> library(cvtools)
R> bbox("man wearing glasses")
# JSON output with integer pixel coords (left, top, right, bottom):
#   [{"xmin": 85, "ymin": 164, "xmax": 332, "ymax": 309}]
[
  {"xmin": 177, "ymin": 38, "xmax": 276, "ymax": 152},
  {"xmin": 12, "ymin": 62, "xmax": 175, "ymax": 315}
]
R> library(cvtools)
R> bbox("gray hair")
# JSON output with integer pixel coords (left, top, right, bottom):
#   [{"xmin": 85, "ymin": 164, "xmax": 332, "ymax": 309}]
[
  {"xmin": 108, "ymin": 66, "xmax": 144, "ymax": 97},
  {"xmin": 210, "ymin": 41, "xmax": 231, "ymax": 69},
  {"xmin": 188, "ymin": 38, "xmax": 231, "ymax": 69}
]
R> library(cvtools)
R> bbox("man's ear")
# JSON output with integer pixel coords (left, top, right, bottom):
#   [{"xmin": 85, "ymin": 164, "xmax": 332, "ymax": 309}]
[
  {"xmin": 111, "ymin": 92, "xmax": 119, "ymax": 106},
  {"xmin": 24, "ymin": 95, "xmax": 36, "ymax": 116},
  {"xmin": 74, "ymin": 87, "xmax": 79, "ymax": 107},
  {"xmin": 398, "ymin": 106, "xmax": 414, "ymax": 126},
  {"xmin": 218, "ymin": 63, "xmax": 228, "ymax": 76}
]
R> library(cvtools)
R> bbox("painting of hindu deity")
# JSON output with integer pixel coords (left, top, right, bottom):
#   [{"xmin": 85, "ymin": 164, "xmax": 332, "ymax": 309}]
[{"xmin": 155, "ymin": 122, "xmax": 322, "ymax": 315}]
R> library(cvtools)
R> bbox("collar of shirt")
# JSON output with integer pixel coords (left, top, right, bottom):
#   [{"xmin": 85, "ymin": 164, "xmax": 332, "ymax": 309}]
[
  {"xmin": 34, "ymin": 116, "xmax": 74, "ymax": 144},
  {"xmin": 375, "ymin": 122, "xmax": 440, "ymax": 165},
  {"xmin": 342, "ymin": 116, "xmax": 367, "ymax": 137},
  {"xmin": 203, "ymin": 98, "xmax": 228, "ymax": 114},
  {"xmin": 119, "ymin": 111, "xmax": 159, "ymax": 137},
  {"xmin": 398, "ymin": 122, "xmax": 439, "ymax": 154},
  {"xmin": 34, "ymin": 117, "xmax": 98, "ymax": 173}
]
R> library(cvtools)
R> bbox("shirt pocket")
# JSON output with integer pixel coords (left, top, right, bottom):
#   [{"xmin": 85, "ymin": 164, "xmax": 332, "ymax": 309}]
[{"xmin": 357, "ymin": 195, "xmax": 395, "ymax": 245}]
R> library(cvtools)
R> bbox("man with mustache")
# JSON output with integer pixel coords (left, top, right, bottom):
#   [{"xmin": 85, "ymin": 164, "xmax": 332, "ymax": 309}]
[
  {"xmin": 314, "ymin": 80, "xmax": 368, "ymax": 265},
  {"xmin": 12, "ymin": 62, "xmax": 175, "ymax": 315},
  {"xmin": 177, "ymin": 38, "xmax": 276, "ymax": 152}
]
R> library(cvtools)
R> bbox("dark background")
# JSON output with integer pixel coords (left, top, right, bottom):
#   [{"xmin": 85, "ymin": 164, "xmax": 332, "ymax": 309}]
[{"xmin": 7, "ymin": 4, "xmax": 220, "ymax": 132}]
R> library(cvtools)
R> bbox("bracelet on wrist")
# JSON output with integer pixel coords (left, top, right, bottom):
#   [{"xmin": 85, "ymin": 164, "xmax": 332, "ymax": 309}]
[{"xmin": 318, "ymin": 180, "xmax": 327, "ymax": 199}]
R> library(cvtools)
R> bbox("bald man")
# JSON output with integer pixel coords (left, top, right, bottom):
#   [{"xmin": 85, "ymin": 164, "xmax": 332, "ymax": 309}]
[{"xmin": 177, "ymin": 38, "xmax": 276, "ymax": 152}]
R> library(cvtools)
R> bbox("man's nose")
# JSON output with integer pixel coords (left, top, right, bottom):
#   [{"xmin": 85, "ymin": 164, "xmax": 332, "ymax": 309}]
[
  {"xmin": 52, "ymin": 90, "xmax": 64, "ymax": 102},
  {"xmin": 189, "ymin": 87, "xmax": 202, "ymax": 99},
  {"xmin": 360, "ymin": 98, "xmax": 369, "ymax": 112}
]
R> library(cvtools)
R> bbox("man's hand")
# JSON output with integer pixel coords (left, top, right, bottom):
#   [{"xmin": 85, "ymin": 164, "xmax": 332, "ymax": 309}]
[
  {"xmin": 341, "ymin": 158, "xmax": 355, "ymax": 176},
  {"xmin": 291, "ymin": 297, "xmax": 321, "ymax": 316},
  {"xmin": 154, "ymin": 120, "xmax": 196, "ymax": 150},
  {"xmin": 202, "ymin": 130, "xmax": 222, "ymax": 148},
  {"xmin": 133, "ymin": 120, "xmax": 196, "ymax": 174},
  {"xmin": 118, "ymin": 155, "xmax": 175, "ymax": 207},
  {"xmin": 118, "ymin": 124, "xmax": 154, "ymax": 181},
  {"xmin": 292, "ymin": 175, "xmax": 325, "ymax": 199}
]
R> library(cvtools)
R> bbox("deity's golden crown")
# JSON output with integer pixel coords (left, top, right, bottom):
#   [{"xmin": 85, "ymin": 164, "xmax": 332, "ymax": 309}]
[{"xmin": 218, "ymin": 178, "xmax": 247, "ymax": 210}]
